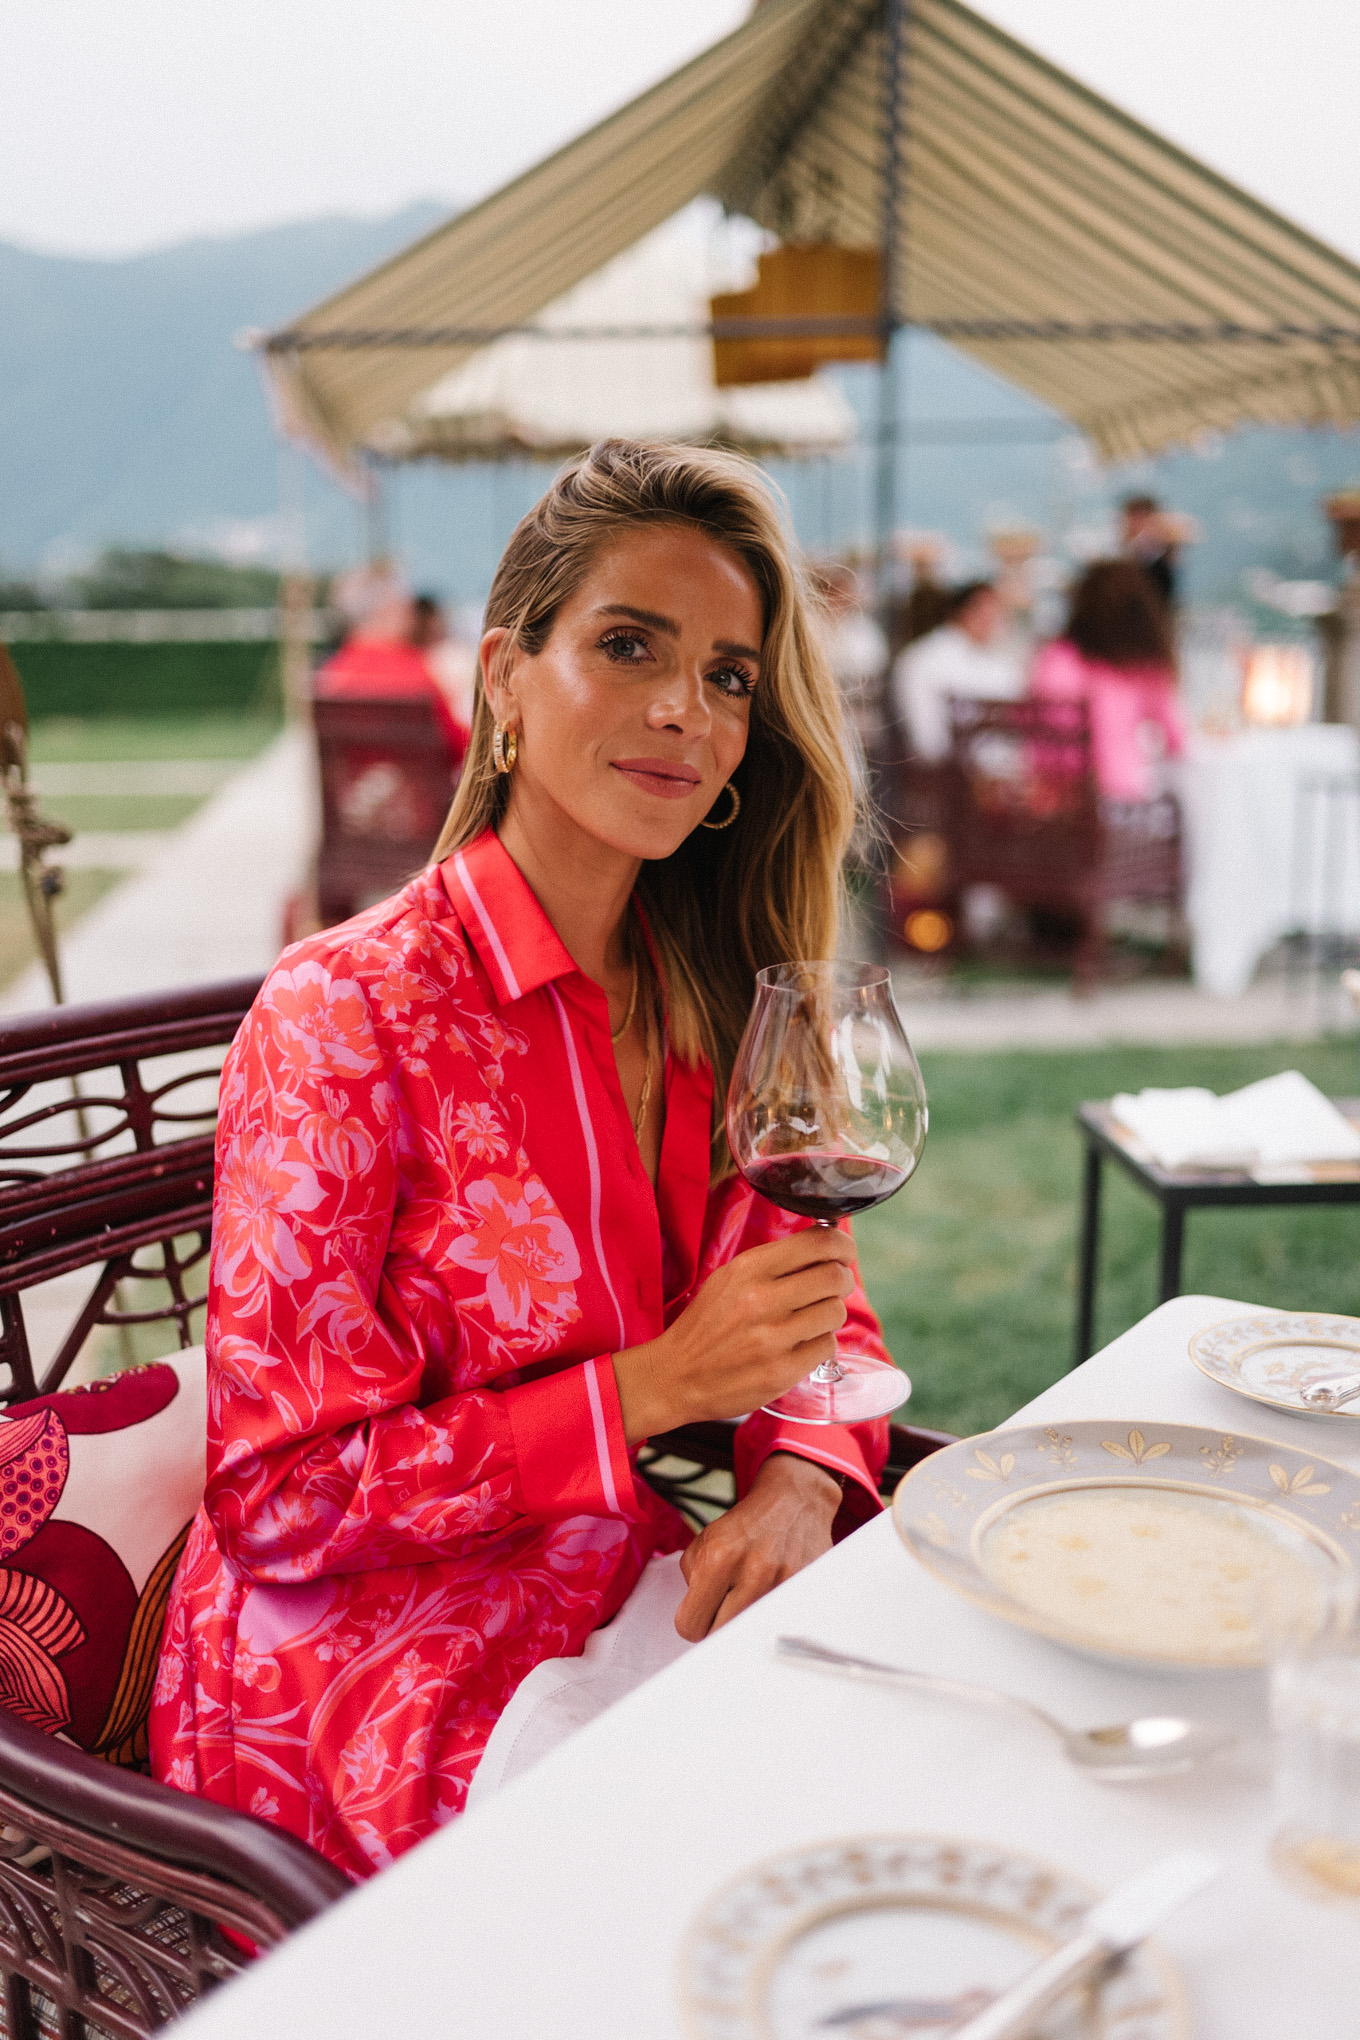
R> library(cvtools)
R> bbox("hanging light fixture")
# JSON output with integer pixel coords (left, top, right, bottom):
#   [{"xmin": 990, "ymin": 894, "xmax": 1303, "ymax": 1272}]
[{"xmin": 710, "ymin": 246, "xmax": 884, "ymax": 387}]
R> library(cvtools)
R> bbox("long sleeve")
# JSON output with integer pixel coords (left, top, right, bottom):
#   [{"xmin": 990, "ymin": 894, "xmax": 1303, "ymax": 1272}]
[{"xmin": 204, "ymin": 961, "xmax": 646, "ymax": 1587}]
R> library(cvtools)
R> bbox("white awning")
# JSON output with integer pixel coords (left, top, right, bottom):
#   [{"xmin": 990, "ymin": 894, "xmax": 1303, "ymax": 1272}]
[
  {"xmin": 384, "ymin": 211, "xmax": 856, "ymax": 461},
  {"xmin": 264, "ymin": 0, "xmax": 1360, "ymax": 470}
]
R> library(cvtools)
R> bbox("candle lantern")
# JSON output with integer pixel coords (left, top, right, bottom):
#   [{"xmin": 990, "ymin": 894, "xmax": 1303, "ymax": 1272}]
[{"xmin": 1241, "ymin": 643, "xmax": 1315, "ymax": 727}]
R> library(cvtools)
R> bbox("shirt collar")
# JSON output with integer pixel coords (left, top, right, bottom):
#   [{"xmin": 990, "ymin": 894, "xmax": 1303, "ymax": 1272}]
[{"xmin": 438, "ymin": 830, "xmax": 580, "ymax": 1006}]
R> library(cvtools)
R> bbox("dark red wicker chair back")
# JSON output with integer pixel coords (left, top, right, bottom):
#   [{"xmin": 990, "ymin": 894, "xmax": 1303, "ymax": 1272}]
[
  {"xmin": 0, "ymin": 978, "xmax": 263, "ymax": 1407},
  {"xmin": 313, "ymin": 695, "xmax": 457, "ymax": 925}
]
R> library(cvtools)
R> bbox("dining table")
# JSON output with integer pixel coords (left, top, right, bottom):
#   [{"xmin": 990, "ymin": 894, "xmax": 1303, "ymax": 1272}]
[
  {"xmin": 1177, "ymin": 720, "xmax": 1360, "ymax": 997},
  {"xmin": 178, "ymin": 1293, "xmax": 1357, "ymax": 2039}
]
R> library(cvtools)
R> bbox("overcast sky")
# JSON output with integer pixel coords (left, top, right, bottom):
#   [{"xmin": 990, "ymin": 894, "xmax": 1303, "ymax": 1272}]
[{"xmin": 4, "ymin": 0, "xmax": 1358, "ymax": 264}]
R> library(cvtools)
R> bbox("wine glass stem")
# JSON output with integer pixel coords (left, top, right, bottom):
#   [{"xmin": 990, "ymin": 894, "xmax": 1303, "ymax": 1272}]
[{"xmin": 809, "ymin": 1218, "xmax": 844, "ymax": 1385}]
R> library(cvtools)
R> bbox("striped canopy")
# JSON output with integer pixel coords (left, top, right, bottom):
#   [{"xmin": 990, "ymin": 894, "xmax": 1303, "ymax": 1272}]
[{"xmin": 264, "ymin": 0, "xmax": 1360, "ymax": 471}]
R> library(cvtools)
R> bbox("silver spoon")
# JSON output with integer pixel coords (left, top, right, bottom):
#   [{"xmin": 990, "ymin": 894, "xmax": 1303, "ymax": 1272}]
[
  {"xmin": 1299, "ymin": 1374, "xmax": 1360, "ymax": 1411},
  {"xmin": 775, "ymin": 1636, "xmax": 1236, "ymax": 1779}
]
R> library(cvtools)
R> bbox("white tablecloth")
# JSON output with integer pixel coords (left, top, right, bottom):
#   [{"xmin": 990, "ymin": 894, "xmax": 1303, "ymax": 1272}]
[
  {"xmin": 180, "ymin": 1294, "xmax": 1359, "ymax": 2039},
  {"xmin": 1179, "ymin": 723, "xmax": 1360, "ymax": 997}
]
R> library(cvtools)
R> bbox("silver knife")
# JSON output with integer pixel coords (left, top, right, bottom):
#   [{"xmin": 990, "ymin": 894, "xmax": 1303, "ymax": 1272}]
[{"xmin": 950, "ymin": 1851, "xmax": 1218, "ymax": 2040}]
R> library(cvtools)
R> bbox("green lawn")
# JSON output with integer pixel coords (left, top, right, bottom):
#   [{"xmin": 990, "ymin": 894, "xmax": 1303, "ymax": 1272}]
[
  {"xmin": 0, "ymin": 870, "xmax": 125, "ymax": 990},
  {"xmin": 41, "ymin": 793, "xmax": 206, "ymax": 833},
  {"xmin": 28, "ymin": 714, "xmax": 281, "ymax": 763},
  {"xmin": 855, "ymin": 1036, "xmax": 1360, "ymax": 1440},
  {"xmin": 0, "ymin": 715, "xmax": 281, "ymax": 989}
]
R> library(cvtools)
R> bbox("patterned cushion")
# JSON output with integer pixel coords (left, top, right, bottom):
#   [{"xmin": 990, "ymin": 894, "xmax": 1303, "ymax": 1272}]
[{"xmin": 0, "ymin": 1349, "xmax": 205, "ymax": 1766}]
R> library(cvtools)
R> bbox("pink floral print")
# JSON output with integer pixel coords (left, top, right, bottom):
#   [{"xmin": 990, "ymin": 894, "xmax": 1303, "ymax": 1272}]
[{"xmin": 151, "ymin": 832, "xmax": 890, "ymax": 1880}]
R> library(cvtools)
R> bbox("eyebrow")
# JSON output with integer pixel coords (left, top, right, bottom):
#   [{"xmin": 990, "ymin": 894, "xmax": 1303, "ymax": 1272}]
[{"xmin": 595, "ymin": 604, "xmax": 761, "ymax": 662}]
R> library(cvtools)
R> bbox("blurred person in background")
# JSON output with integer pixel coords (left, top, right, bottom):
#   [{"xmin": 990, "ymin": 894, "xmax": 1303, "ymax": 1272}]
[
  {"xmin": 1030, "ymin": 558, "xmax": 1187, "ymax": 800},
  {"xmin": 316, "ymin": 565, "xmax": 468, "ymax": 770},
  {"xmin": 410, "ymin": 592, "xmax": 475, "ymax": 761},
  {"xmin": 815, "ymin": 561, "xmax": 888, "ymax": 772},
  {"xmin": 1120, "ymin": 494, "xmax": 1188, "ymax": 613},
  {"xmin": 884, "ymin": 534, "xmax": 952, "ymax": 664},
  {"xmin": 891, "ymin": 580, "xmax": 1024, "ymax": 760}
]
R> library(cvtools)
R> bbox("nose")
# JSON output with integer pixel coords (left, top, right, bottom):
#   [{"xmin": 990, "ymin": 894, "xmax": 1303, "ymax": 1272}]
[{"xmin": 646, "ymin": 661, "xmax": 712, "ymax": 738}]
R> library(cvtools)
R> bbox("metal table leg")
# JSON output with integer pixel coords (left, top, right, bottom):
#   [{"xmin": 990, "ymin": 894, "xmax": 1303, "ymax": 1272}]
[
  {"xmin": 1158, "ymin": 1201, "xmax": 1185, "ymax": 1302},
  {"xmin": 1073, "ymin": 1140, "xmax": 1102, "ymax": 1367}
]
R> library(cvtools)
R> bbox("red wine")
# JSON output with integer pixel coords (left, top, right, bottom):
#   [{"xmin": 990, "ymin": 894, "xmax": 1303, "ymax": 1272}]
[{"xmin": 743, "ymin": 1151, "xmax": 908, "ymax": 1220}]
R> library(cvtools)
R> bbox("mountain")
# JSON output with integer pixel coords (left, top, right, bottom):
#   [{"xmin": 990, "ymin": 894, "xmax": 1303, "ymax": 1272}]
[
  {"xmin": 2, "ymin": 197, "xmax": 1359, "ymax": 609},
  {"xmin": 0, "ymin": 202, "xmax": 449, "ymax": 572}
]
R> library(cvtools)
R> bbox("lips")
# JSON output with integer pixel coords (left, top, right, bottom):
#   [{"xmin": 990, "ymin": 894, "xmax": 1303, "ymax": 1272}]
[{"xmin": 610, "ymin": 757, "xmax": 703, "ymax": 801}]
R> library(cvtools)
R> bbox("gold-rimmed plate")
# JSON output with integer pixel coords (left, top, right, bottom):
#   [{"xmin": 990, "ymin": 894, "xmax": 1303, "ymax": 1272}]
[
  {"xmin": 678, "ymin": 1834, "xmax": 1186, "ymax": 2039},
  {"xmin": 1189, "ymin": 1311, "xmax": 1360, "ymax": 1420},
  {"xmin": 892, "ymin": 1419, "xmax": 1360, "ymax": 1671}
]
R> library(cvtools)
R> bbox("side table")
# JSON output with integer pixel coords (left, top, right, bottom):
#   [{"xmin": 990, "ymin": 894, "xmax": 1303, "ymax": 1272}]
[{"xmin": 1073, "ymin": 1097, "xmax": 1360, "ymax": 1363}]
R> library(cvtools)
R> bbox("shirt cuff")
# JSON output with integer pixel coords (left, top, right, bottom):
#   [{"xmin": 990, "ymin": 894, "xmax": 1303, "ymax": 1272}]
[
  {"xmin": 503, "ymin": 1355, "xmax": 644, "ymax": 1523},
  {"xmin": 733, "ymin": 1413, "xmax": 884, "ymax": 1537}
]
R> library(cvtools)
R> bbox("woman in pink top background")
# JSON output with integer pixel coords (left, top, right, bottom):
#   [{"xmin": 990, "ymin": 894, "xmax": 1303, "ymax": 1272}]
[{"xmin": 1030, "ymin": 559, "xmax": 1187, "ymax": 800}]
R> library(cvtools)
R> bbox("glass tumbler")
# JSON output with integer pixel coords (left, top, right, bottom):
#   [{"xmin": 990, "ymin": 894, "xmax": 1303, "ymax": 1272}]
[{"xmin": 1271, "ymin": 1645, "xmax": 1360, "ymax": 1902}]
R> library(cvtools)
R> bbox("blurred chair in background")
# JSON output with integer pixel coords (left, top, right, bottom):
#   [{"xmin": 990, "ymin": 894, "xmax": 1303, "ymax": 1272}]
[{"xmin": 947, "ymin": 695, "xmax": 1182, "ymax": 990}]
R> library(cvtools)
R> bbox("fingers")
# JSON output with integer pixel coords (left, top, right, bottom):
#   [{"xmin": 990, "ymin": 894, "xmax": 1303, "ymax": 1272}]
[
  {"xmin": 674, "ymin": 1516, "xmax": 765, "ymax": 1641},
  {"xmin": 789, "ymin": 1330, "xmax": 838, "ymax": 1373},
  {"xmin": 771, "ymin": 1261, "xmax": 855, "ymax": 1314},
  {"xmin": 784, "ymin": 1296, "xmax": 850, "ymax": 1348},
  {"xmin": 742, "ymin": 1228, "xmax": 858, "ymax": 1279},
  {"xmin": 674, "ymin": 1544, "xmax": 734, "ymax": 1641},
  {"xmin": 709, "ymin": 1573, "xmax": 772, "ymax": 1632}
]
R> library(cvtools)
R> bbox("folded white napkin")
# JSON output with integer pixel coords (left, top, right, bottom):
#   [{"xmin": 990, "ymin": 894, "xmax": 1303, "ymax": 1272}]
[
  {"xmin": 1110, "ymin": 1070, "xmax": 1360, "ymax": 1172},
  {"xmin": 465, "ymin": 1550, "xmax": 694, "ymax": 1809}
]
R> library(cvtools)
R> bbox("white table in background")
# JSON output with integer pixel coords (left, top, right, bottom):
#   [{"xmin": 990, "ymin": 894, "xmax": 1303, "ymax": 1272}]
[
  {"xmin": 1178, "ymin": 722, "xmax": 1360, "ymax": 997},
  {"xmin": 180, "ymin": 1295, "xmax": 1358, "ymax": 2039}
]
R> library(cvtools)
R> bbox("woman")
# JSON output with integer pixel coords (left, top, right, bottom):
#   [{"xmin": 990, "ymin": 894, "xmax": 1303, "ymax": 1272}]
[
  {"xmin": 151, "ymin": 441, "xmax": 894, "ymax": 1880},
  {"xmin": 1029, "ymin": 559, "xmax": 1187, "ymax": 800}
]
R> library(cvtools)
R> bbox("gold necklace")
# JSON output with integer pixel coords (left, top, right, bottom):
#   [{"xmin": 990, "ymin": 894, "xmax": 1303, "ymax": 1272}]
[
  {"xmin": 619, "ymin": 943, "xmax": 655, "ymax": 1144},
  {"xmin": 610, "ymin": 955, "xmax": 639, "ymax": 1045},
  {"xmin": 633, "ymin": 1032, "xmax": 656, "ymax": 1143}
]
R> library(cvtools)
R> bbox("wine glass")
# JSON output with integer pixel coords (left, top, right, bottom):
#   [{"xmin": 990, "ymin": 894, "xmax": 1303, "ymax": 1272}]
[{"xmin": 726, "ymin": 960, "xmax": 927, "ymax": 1425}]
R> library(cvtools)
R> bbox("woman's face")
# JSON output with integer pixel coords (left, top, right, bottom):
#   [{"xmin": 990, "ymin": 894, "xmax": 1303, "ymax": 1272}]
[{"xmin": 483, "ymin": 523, "xmax": 763, "ymax": 862}]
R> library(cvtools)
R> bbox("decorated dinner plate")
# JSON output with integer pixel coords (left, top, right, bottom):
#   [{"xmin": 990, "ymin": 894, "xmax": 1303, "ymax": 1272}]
[
  {"xmin": 1189, "ymin": 1311, "xmax": 1360, "ymax": 1420},
  {"xmin": 892, "ymin": 1419, "xmax": 1360, "ymax": 1672},
  {"xmin": 677, "ymin": 1833, "xmax": 1186, "ymax": 2040}
]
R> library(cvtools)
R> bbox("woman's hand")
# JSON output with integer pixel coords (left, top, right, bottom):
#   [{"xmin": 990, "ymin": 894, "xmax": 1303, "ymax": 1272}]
[
  {"xmin": 611, "ymin": 1227, "xmax": 857, "ymax": 1444},
  {"xmin": 674, "ymin": 1452, "xmax": 841, "ymax": 1640}
]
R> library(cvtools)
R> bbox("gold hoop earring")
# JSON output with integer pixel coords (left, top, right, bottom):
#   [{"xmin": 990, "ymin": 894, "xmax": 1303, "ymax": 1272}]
[
  {"xmin": 492, "ymin": 723, "xmax": 518, "ymax": 775},
  {"xmin": 699, "ymin": 780, "xmax": 740, "ymax": 831}
]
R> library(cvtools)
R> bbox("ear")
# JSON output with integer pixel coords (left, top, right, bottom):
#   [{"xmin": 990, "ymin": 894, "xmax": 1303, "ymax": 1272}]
[{"xmin": 479, "ymin": 627, "xmax": 521, "ymax": 726}]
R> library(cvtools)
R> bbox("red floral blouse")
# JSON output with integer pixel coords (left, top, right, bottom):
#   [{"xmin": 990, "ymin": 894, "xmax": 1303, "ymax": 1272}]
[{"xmin": 150, "ymin": 830, "xmax": 889, "ymax": 1879}]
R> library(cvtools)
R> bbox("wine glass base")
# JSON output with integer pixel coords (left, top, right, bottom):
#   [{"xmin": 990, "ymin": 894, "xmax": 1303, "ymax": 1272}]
[{"xmin": 761, "ymin": 1354, "xmax": 911, "ymax": 1425}]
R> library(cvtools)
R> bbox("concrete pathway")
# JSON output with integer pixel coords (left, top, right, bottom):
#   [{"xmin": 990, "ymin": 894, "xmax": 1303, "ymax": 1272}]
[
  {"xmin": 893, "ymin": 970, "xmax": 1357, "ymax": 1054},
  {"xmin": 0, "ymin": 727, "xmax": 316, "ymax": 1014},
  {"xmin": 31, "ymin": 761, "xmax": 240, "ymax": 797},
  {"xmin": 0, "ymin": 831, "xmax": 175, "ymax": 874}
]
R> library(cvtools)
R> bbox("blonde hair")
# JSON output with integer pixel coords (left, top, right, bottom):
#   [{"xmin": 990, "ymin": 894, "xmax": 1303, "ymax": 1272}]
[{"xmin": 433, "ymin": 439, "xmax": 856, "ymax": 1178}]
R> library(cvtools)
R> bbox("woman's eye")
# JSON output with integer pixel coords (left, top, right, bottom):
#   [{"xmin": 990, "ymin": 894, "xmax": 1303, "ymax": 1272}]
[
  {"xmin": 600, "ymin": 631, "xmax": 650, "ymax": 662},
  {"xmin": 710, "ymin": 664, "xmax": 756, "ymax": 699}
]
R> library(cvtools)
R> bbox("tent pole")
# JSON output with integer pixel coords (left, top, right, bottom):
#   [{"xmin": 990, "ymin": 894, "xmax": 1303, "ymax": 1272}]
[
  {"xmin": 364, "ymin": 457, "xmax": 389, "ymax": 564},
  {"xmin": 876, "ymin": 0, "xmax": 908, "ymax": 593},
  {"xmin": 277, "ymin": 440, "xmax": 313, "ymax": 727}
]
